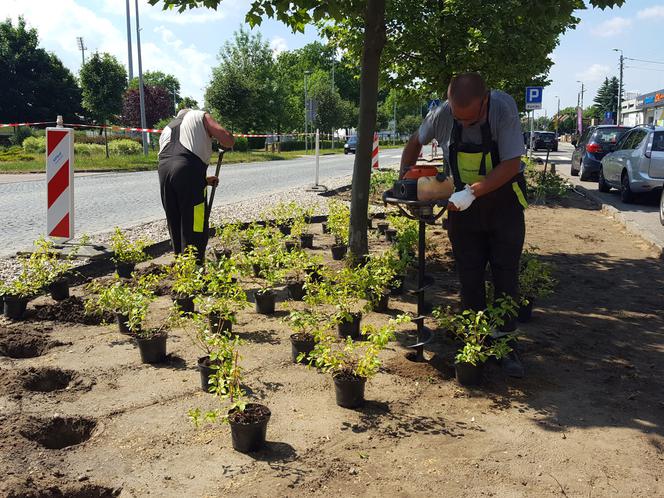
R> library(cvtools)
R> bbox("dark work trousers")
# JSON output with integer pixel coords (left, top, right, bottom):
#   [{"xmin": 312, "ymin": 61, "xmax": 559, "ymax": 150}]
[
  {"xmin": 158, "ymin": 155, "xmax": 208, "ymax": 261},
  {"xmin": 447, "ymin": 190, "xmax": 525, "ymax": 331}
]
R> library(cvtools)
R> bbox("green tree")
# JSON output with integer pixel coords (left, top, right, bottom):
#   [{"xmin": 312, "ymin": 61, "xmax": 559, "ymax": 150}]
[
  {"xmin": 0, "ymin": 17, "xmax": 81, "ymax": 122},
  {"xmin": 130, "ymin": 70, "xmax": 180, "ymax": 111},
  {"xmin": 205, "ymin": 28, "xmax": 281, "ymax": 133},
  {"xmin": 149, "ymin": 0, "xmax": 626, "ymax": 260},
  {"xmin": 79, "ymin": 52, "xmax": 127, "ymax": 124},
  {"xmin": 592, "ymin": 76, "xmax": 621, "ymax": 120},
  {"xmin": 177, "ymin": 96, "xmax": 198, "ymax": 111}
]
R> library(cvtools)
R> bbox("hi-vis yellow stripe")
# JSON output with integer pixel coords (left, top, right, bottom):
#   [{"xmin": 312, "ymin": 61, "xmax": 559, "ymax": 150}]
[
  {"xmin": 512, "ymin": 182, "xmax": 528, "ymax": 209},
  {"xmin": 193, "ymin": 192, "xmax": 205, "ymax": 233}
]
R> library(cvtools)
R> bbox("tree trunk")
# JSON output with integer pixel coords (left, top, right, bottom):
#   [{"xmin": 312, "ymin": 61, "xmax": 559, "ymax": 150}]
[{"xmin": 349, "ymin": 0, "xmax": 386, "ymax": 261}]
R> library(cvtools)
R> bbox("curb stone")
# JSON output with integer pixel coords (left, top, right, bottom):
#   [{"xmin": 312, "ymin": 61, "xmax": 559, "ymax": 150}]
[{"xmin": 570, "ymin": 185, "xmax": 664, "ymax": 260}]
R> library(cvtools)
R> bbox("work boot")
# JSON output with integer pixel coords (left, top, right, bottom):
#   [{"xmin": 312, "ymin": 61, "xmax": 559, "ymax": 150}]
[{"xmin": 501, "ymin": 348, "xmax": 524, "ymax": 378}]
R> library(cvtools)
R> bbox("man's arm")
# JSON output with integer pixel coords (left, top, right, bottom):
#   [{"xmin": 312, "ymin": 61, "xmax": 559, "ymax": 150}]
[
  {"xmin": 204, "ymin": 113, "xmax": 235, "ymax": 149},
  {"xmin": 399, "ymin": 133, "xmax": 423, "ymax": 179},
  {"xmin": 469, "ymin": 157, "xmax": 521, "ymax": 198}
]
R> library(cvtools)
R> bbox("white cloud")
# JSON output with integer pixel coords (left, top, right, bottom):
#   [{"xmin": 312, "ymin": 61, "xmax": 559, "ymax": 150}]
[
  {"xmin": 270, "ymin": 36, "xmax": 288, "ymax": 55},
  {"xmin": 590, "ymin": 16, "xmax": 632, "ymax": 37},
  {"xmin": 576, "ymin": 63, "xmax": 611, "ymax": 83},
  {"xmin": 636, "ymin": 5, "xmax": 664, "ymax": 19}
]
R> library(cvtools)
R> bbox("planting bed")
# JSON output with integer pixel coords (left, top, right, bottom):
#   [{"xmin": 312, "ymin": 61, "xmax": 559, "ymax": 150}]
[{"xmin": 1, "ymin": 193, "xmax": 663, "ymax": 497}]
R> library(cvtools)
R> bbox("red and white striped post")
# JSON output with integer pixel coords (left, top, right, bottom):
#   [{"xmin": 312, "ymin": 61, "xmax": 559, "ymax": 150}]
[
  {"xmin": 46, "ymin": 125, "xmax": 74, "ymax": 241},
  {"xmin": 372, "ymin": 132, "xmax": 379, "ymax": 169}
]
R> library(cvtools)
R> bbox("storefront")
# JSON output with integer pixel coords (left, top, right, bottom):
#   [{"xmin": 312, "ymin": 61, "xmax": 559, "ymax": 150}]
[{"xmin": 635, "ymin": 89, "xmax": 664, "ymax": 126}]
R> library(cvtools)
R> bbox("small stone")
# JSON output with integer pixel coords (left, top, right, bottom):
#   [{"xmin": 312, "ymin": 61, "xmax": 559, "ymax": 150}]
[
  {"xmin": 349, "ymin": 467, "xmax": 359, "ymax": 476},
  {"xmin": 164, "ymin": 476, "xmax": 172, "ymax": 481},
  {"xmin": 77, "ymin": 475, "xmax": 89, "ymax": 482}
]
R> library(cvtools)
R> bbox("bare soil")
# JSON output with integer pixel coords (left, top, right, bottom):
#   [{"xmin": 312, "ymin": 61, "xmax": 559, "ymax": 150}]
[{"xmin": 1, "ymin": 191, "xmax": 663, "ymax": 497}]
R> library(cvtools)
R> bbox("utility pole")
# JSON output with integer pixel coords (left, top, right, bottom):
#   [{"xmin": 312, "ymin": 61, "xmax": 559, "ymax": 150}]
[
  {"xmin": 135, "ymin": 0, "xmax": 148, "ymax": 156},
  {"xmin": 555, "ymin": 95, "xmax": 560, "ymax": 136},
  {"xmin": 393, "ymin": 97, "xmax": 397, "ymax": 146},
  {"xmin": 125, "ymin": 0, "xmax": 133, "ymax": 81},
  {"xmin": 304, "ymin": 70, "xmax": 311, "ymax": 155},
  {"xmin": 331, "ymin": 57, "xmax": 335, "ymax": 150},
  {"xmin": 76, "ymin": 37, "xmax": 86, "ymax": 66},
  {"xmin": 613, "ymin": 48, "xmax": 624, "ymax": 124}
]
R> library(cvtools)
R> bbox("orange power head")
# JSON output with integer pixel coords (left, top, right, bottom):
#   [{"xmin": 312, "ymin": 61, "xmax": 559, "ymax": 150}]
[{"xmin": 403, "ymin": 165, "xmax": 439, "ymax": 179}]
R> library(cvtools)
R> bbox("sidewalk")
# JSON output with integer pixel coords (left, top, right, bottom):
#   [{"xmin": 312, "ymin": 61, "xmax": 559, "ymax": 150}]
[{"xmin": 532, "ymin": 143, "xmax": 664, "ymax": 258}]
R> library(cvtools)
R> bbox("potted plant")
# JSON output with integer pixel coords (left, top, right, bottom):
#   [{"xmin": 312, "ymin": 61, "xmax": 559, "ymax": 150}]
[
  {"xmin": 388, "ymin": 214, "xmax": 418, "ymax": 263},
  {"xmin": 169, "ymin": 247, "xmax": 205, "ymax": 314},
  {"xmin": 85, "ymin": 275, "xmax": 157, "ymax": 335},
  {"xmin": 280, "ymin": 250, "xmax": 322, "ymax": 301},
  {"xmin": 284, "ymin": 309, "xmax": 330, "ymax": 364},
  {"xmin": 518, "ymin": 250, "xmax": 556, "ymax": 322},
  {"xmin": 381, "ymin": 248, "xmax": 409, "ymax": 296},
  {"xmin": 110, "ymin": 227, "xmax": 150, "ymax": 278},
  {"xmin": 315, "ymin": 266, "xmax": 367, "ymax": 339},
  {"xmin": 304, "ymin": 315, "xmax": 410, "ymax": 408},
  {"xmin": 189, "ymin": 341, "xmax": 271, "ymax": 453},
  {"xmin": 134, "ymin": 324, "xmax": 169, "ymax": 364},
  {"xmin": 0, "ymin": 272, "xmax": 40, "ymax": 320},
  {"xmin": 290, "ymin": 205, "xmax": 315, "ymax": 249},
  {"xmin": 212, "ymin": 221, "xmax": 243, "ymax": 259},
  {"xmin": 363, "ymin": 251, "xmax": 397, "ymax": 313},
  {"xmin": 433, "ymin": 298, "xmax": 517, "ymax": 386},
  {"xmin": 28, "ymin": 236, "xmax": 84, "ymax": 301},
  {"xmin": 254, "ymin": 262, "xmax": 280, "ymax": 315},
  {"xmin": 327, "ymin": 200, "xmax": 350, "ymax": 260},
  {"xmin": 199, "ymin": 256, "xmax": 247, "ymax": 332},
  {"xmin": 265, "ymin": 200, "xmax": 298, "ymax": 236}
]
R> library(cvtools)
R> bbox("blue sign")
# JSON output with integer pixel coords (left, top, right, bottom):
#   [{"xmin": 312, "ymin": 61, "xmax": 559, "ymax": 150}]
[{"xmin": 525, "ymin": 86, "xmax": 543, "ymax": 110}]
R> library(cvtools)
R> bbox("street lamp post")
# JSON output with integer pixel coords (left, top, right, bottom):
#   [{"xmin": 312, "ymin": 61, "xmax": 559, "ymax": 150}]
[
  {"xmin": 555, "ymin": 95, "xmax": 560, "ymax": 136},
  {"xmin": 76, "ymin": 37, "xmax": 86, "ymax": 66},
  {"xmin": 576, "ymin": 80, "xmax": 585, "ymax": 135},
  {"xmin": 125, "ymin": 0, "xmax": 133, "ymax": 81},
  {"xmin": 613, "ymin": 48, "xmax": 624, "ymax": 124},
  {"xmin": 135, "ymin": 0, "xmax": 148, "ymax": 156}
]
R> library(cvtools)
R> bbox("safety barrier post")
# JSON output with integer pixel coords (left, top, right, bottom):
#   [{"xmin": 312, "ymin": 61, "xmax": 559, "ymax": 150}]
[{"xmin": 46, "ymin": 118, "xmax": 74, "ymax": 241}]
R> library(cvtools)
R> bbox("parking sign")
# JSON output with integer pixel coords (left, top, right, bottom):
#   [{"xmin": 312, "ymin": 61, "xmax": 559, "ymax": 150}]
[{"xmin": 525, "ymin": 87, "xmax": 543, "ymax": 110}]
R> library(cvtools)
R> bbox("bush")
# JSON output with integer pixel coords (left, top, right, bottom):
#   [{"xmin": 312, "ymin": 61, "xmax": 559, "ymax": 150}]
[
  {"xmin": 247, "ymin": 136, "xmax": 265, "ymax": 149},
  {"xmin": 0, "ymin": 146, "xmax": 34, "ymax": 162},
  {"xmin": 10, "ymin": 126, "xmax": 34, "ymax": 146},
  {"xmin": 74, "ymin": 143, "xmax": 106, "ymax": 156},
  {"xmin": 22, "ymin": 136, "xmax": 46, "ymax": 153},
  {"xmin": 233, "ymin": 137, "xmax": 249, "ymax": 152},
  {"xmin": 279, "ymin": 140, "xmax": 306, "ymax": 152},
  {"xmin": 108, "ymin": 139, "xmax": 142, "ymax": 155}
]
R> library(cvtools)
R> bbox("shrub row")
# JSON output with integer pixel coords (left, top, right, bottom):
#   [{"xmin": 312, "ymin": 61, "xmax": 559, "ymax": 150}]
[{"xmin": 22, "ymin": 136, "xmax": 142, "ymax": 155}]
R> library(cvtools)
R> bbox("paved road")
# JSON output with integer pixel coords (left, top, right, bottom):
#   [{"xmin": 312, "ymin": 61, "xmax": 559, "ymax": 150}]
[
  {"xmin": 531, "ymin": 142, "xmax": 664, "ymax": 252},
  {"xmin": 0, "ymin": 150, "xmax": 404, "ymax": 256}
]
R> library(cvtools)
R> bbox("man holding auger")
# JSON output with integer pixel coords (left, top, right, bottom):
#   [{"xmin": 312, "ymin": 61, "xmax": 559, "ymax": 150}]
[
  {"xmin": 158, "ymin": 109, "xmax": 235, "ymax": 262},
  {"xmin": 399, "ymin": 73, "xmax": 528, "ymax": 378}
]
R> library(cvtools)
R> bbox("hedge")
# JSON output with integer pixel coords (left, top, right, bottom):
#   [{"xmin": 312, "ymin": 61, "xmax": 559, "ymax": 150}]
[{"xmin": 108, "ymin": 139, "xmax": 142, "ymax": 155}]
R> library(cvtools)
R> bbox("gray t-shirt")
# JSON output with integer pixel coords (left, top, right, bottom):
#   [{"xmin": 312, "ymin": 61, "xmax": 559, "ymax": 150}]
[
  {"xmin": 159, "ymin": 109, "xmax": 212, "ymax": 164},
  {"xmin": 419, "ymin": 90, "xmax": 525, "ymax": 165}
]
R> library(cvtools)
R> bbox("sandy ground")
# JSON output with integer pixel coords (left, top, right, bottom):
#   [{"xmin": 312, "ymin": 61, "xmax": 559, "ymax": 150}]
[{"xmin": 1, "ymin": 190, "xmax": 663, "ymax": 497}]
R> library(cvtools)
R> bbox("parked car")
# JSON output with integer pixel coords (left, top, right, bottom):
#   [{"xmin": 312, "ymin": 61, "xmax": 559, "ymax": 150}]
[
  {"xmin": 531, "ymin": 131, "xmax": 558, "ymax": 152},
  {"xmin": 660, "ymin": 188, "xmax": 664, "ymax": 226},
  {"xmin": 571, "ymin": 125, "xmax": 630, "ymax": 181},
  {"xmin": 344, "ymin": 135, "xmax": 357, "ymax": 154},
  {"xmin": 598, "ymin": 125, "xmax": 664, "ymax": 203}
]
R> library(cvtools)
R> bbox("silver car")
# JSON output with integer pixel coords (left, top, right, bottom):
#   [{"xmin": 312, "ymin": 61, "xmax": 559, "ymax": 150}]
[{"xmin": 599, "ymin": 125, "xmax": 664, "ymax": 203}]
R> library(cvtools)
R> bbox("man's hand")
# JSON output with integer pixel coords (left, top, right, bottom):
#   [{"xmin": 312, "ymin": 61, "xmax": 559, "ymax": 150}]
[{"xmin": 206, "ymin": 176, "xmax": 219, "ymax": 187}]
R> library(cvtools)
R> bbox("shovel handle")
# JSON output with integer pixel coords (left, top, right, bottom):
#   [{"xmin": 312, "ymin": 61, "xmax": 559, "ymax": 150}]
[{"xmin": 207, "ymin": 149, "xmax": 226, "ymax": 218}]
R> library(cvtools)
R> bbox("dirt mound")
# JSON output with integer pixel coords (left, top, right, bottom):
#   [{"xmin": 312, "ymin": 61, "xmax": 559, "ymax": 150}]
[
  {"xmin": 4, "ymin": 479, "xmax": 120, "ymax": 498},
  {"xmin": 33, "ymin": 296, "xmax": 113, "ymax": 325},
  {"xmin": 0, "ymin": 328, "xmax": 52, "ymax": 358},
  {"xmin": 19, "ymin": 416, "xmax": 98, "ymax": 449}
]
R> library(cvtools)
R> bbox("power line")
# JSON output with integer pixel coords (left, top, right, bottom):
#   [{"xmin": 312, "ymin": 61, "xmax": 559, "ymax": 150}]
[
  {"xmin": 624, "ymin": 57, "xmax": 664, "ymax": 65},
  {"xmin": 624, "ymin": 65, "xmax": 664, "ymax": 72}
]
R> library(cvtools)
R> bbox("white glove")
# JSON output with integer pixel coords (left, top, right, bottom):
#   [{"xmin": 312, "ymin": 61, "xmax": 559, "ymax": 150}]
[{"xmin": 448, "ymin": 185, "xmax": 476, "ymax": 211}]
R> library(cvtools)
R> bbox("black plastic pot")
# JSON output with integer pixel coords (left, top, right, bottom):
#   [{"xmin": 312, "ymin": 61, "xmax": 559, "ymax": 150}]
[
  {"xmin": 286, "ymin": 281, "xmax": 306, "ymax": 301},
  {"xmin": 3, "ymin": 295, "xmax": 29, "ymax": 320},
  {"xmin": 48, "ymin": 279, "xmax": 69, "ymax": 301},
  {"xmin": 305, "ymin": 264, "xmax": 324, "ymax": 283},
  {"xmin": 372, "ymin": 291, "xmax": 390, "ymax": 313},
  {"xmin": 136, "ymin": 333, "xmax": 167, "ymax": 364},
  {"xmin": 285, "ymin": 241, "xmax": 298, "ymax": 252},
  {"xmin": 371, "ymin": 212, "xmax": 386, "ymax": 220},
  {"xmin": 0, "ymin": 294, "xmax": 4, "ymax": 315},
  {"xmin": 290, "ymin": 333, "xmax": 315, "ymax": 363},
  {"xmin": 518, "ymin": 300, "xmax": 534, "ymax": 323},
  {"xmin": 300, "ymin": 233, "xmax": 314, "ymax": 249},
  {"xmin": 116, "ymin": 262, "xmax": 135, "ymax": 279},
  {"xmin": 241, "ymin": 239, "xmax": 254, "ymax": 253},
  {"xmin": 228, "ymin": 403, "xmax": 271, "ymax": 453},
  {"xmin": 197, "ymin": 355, "xmax": 220, "ymax": 392},
  {"xmin": 278, "ymin": 224, "xmax": 292, "ymax": 236},
  {"xmin": 116, "ymin": 313, "xmax": 131, "ymax": 335},
  {"xmin": 337, "ymin": 312, "xmax": 362, "ymax": 339},
  {"xmin": 321, "ymin": 222, "xmax": 330, "ymax": 234},
  {"xmin": 331, "ymin": 244, "xmax": 348, "ymax": 261},
  {"xmin": 173, "ymin": 294, "xmax": 194, "ymax": 314},
  {"xmin": 377, "ymin": 222, "xmax": 389, "ymax": 235},
  {"xmin": 367, "ymin": 217, "xmax": 373, "ymax": 229},
  {"xmin": 334, "ymin": 374, "xmax": 366, "ymax": 408},
  {"xmin": 385, "ymin": 228, "xmax": 398, "ymax": 242},
  {"xmin": 254, "ymin": 289, "xmax": 276, "ymax": 315},
  {"xmin": 389, "ymin": 275, "xmax": 405, "ymax": 296},
  {"xmin": 209, "ymin": 312, "xmax": 233, "ymax": 334},
  {"xmin": 252, "ymin": 263, "xmax": 263, "ymax": 278},
  {"xmin": 214, "ymin": 248, "xmax": 232, "ymax": 261},
  {"xmin": 455, "ymin": 361, "xmax": 484, "ymax": 386}
]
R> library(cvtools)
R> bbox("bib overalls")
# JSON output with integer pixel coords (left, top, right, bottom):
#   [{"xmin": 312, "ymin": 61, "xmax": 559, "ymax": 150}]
[
  {"xmin": 157, "ymin": 115, "xmax": 209, "ymax": 260},
  {"xmin": 447, "ymin": 95, "xmax": 528, "ymax": 326}
]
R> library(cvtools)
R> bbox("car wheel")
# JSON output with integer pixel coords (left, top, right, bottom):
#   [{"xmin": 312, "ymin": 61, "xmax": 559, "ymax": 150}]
[
  {"xmin": 659, "ymin": 189, "xmax": 664, "ymax": 226},
  {"xmin": 598, "ymin": 167, "xmax": 611, "ymax": 193},
  {"xmin": 579, "ymin": 163, "xmax": 589, "ymax": 181},
  {"xmin": 620, "ymin": 171, "xmax": 635, "ymax": 203}
]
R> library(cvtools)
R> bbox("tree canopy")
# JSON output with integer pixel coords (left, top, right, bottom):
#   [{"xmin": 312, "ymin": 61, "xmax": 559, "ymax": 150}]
[
  {"xmin": 79, "ymin": 52, "xmax": 127, "ymax": 124},
  {"xmin": 123, "ymin": 85, "xmax": 173, "ymax": 128},
  {"xmin": 0, "ymin": 17, "xmax": 81, "ymax": 122},
  {"xmin": 592, "ymin": 76, "xmax": 621, "ymax": 120}
]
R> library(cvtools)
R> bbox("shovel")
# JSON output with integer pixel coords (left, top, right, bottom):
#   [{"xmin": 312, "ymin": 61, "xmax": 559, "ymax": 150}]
[{"xmin": 205, "ymin": 148, "xmax": 227, "ymax": 227}]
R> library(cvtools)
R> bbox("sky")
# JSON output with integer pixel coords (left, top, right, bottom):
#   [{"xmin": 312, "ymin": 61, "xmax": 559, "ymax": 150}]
[{"xmin": 5, "ymin": 0, "xmax": 664, "ymax": 120}]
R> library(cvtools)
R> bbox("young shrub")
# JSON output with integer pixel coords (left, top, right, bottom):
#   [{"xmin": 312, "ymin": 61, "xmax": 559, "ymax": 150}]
[
  {"xmin": 110, "ymin": 227, "xmax": 150, "ymax": 265},
  {"xmin": 519, "ymin": 250, "xmax": 557, "ymax": 302},
  {"xmin": 327, "ymin": 200, "xmax": 350, "ymax": 246},
  {"xmin": 170, "ymin": 246, "xmax": 206, "ymax": 298},
  {"xmin": 22, "ymin": 136, "xmax": 46, "ymax": 154},
  {"xmin": 108, "ymin": 139, "xmax": 142, "ymax": 155}
]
